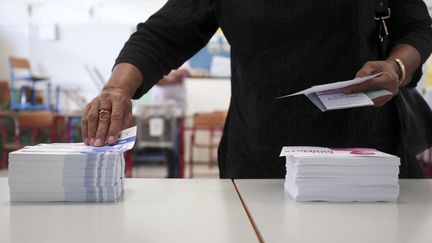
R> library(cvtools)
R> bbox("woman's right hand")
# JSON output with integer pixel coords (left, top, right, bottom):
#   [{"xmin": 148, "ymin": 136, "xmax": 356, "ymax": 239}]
[
  {"xmin": 81, "ymin": 63, "xmax": 143, "ymax": 146},
  {"xmin": 81, "ymin": 88, "xmax": 134, "ymax": 146}
]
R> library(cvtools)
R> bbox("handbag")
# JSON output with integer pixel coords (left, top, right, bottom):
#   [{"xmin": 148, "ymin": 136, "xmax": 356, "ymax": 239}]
[{"xmin": 375, "ymin": 0, "xmax": 432, "ymax": 156}]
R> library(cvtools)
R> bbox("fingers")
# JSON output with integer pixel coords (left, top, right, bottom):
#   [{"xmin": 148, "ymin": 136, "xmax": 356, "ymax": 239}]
[
  {"xmin": 338, "ymin": 60, "xmax": 399, "ymax": 107},
  {"xmin": 94, "ymin": 96, "xmax": 112, "ymax": 146},
  {"xmin": 87, "ymin": 99, "xmax": 100, "ymax": 146},
  {"xmin": 372, "ymin": 95, "xmax": 393, "ymax": 107},
  {"xmin": 370, "ymin": 73, "xmax": 398, "ymax": 94},
  {"xmin": 342, "ymin": 79, "xmax": 373, "ymax": 94},
  {"xmin": 343, "ymin": 61, "xmax": 379, "ymax": 93},
  {"xmin": 106, "ymin": 102, "xmax": 124, "ymax": 145},
  {"xmin": 82, "ymin": 89, "xmax": 134, "ymax": 147},
  {"xmin": 81, "ymin": 104, "xmax": 90, "ymax": 145},
  {"xmin": 345, "ymin": 72, "xmax": 398, "ymax": 94},
  {"xmin": 355, "ymin": 62, "xmax": 379, "ymax": 78},
  {"xmin": 343, "ymin": 61, "xmax": 399, "ymax": 96},
  {"xmin": 125, "ymin": 113, "xmax": 136, "ymax": 128}
]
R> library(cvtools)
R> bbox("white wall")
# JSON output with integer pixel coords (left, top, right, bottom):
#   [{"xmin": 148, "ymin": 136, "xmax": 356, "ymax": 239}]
[
  {"xmin": 0, "ymin": 0, "xmax": 179, "ymax": 110},
  {"xmin": 28, "ymin": 22, "xmax": 135, "ymax": 98},
  {"xmin": 185, "ymin": 79, "xmax": 231, "ymax": 114},
  {"xmin": 0, "ymin": 2, "xmax": 30, "ymax": 79}
]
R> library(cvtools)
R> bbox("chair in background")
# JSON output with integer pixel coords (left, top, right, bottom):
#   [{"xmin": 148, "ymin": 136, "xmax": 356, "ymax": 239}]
[
  {"xmin": 1, "ymin": 111, "xmax": 54, "ymax": 168},
  {"xmin": 17, "ymin": 110, "xmax": 55, "ymax": 144},
  {"xmin": 0, "ymin": 112, "xmax": 15, "ymax": 169},
  {"xmin": 188, "ymin": 111, "xmax": 227, "ymax": 178},
  {"xmin": 9, "ymin": 57, "xmax": 53, "ymax": 110},
  {"xmin": 0, "ymin": 81, "xmax": 11, "ymax": 168},
  {"xmin": 420, "ymin": 148, "xmax": 432, "ymax": 178},
  {"xmin": 0, "ymin": 81, "xmax": 10, "ymax": 110}
]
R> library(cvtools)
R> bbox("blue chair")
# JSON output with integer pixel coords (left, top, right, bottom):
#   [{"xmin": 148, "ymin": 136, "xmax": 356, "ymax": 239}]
[{"xmin": 8, "ymin": 57, "xmax": 53, "ymax": 111}]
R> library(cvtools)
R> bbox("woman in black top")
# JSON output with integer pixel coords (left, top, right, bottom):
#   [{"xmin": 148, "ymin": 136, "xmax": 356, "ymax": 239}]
[{"xmin": 81, "ymin": 0, "xmax": 432, "ymax": 178}]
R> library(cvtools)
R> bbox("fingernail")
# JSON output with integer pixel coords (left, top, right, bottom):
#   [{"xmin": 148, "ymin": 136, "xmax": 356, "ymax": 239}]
[
  {"xmin": 94, "ymin": 139, "xmax": 102, "ymax": 147},
  {"xmin": 90, "ymin": 137, "xmax": 95, "ymax": 145},
  {"xmin": 108, "ymin": 136, "xmax": 116, "ymax": 144},
  {"xmin": 84, "ymin": 138, "xmax": 88, "ymax": 144}
]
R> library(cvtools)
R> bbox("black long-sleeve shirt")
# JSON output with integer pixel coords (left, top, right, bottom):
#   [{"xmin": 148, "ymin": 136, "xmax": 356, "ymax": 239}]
[{"xmin": 116, "ymin": 0, "xmax": 432, "ymax": 178}]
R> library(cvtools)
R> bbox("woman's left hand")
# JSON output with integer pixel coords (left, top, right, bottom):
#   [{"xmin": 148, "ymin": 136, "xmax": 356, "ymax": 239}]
[{"xmin": 343, "ymin": 60, "xmax": 400, "ymax": 107}]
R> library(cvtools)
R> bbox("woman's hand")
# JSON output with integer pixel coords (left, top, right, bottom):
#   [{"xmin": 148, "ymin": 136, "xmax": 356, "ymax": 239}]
[
  {"xmin": 81, "ymin": 88, "xmax": 134, "ymax": 146},
  {"xmin": 81, "ymin": 63, "xmax": 143, "ymax": 146},
  {"xmin": 343, "ymin": 60, "xmax": 400, "ymax": 107}
]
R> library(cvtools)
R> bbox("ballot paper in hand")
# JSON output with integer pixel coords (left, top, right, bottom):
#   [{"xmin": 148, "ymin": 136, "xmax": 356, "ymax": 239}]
[
  {"xmin": 280, "ymin": 146, "xmax": 400, "ymax": 202},
  {"xmin": 8, "ymin": 126, "xmax": 137, "ymax": 202},
  {"xmin": 277, "ymin": 73, "xmax": 392, "ymax": 111}
]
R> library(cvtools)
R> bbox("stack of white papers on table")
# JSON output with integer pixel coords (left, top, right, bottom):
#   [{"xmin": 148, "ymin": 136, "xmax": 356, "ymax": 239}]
[
  {"xmin": 280, "ymin": 146, "xmax": 400, "ymax": 202},
  {"xmin": 8, "ymin": 126, "xmax": 136, "ymax": 202},
  {"xmin": 276, "ymin": 73, "xmax": 392, "ymax": 111}
]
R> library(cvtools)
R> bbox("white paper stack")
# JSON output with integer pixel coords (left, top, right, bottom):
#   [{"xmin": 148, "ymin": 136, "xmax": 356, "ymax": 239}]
[
  {"xmin": 280, "ymin": 147, "xmax": 400, "ymax": 202},
  {"xmin": 8, "ymin": 126, "xmax": 136, "ymax": 202}
]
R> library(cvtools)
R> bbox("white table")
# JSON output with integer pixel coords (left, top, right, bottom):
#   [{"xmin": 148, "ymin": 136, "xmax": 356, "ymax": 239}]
[
  {"xmin": 0, "ymin": 178, "xmax": 258, "ymax": 243},
  {"xmin": 234, "ymin": 179, "xmax": 432, "ymax": 243}
]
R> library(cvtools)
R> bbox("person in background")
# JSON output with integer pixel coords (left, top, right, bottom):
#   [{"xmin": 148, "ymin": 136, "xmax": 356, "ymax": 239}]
[
  {"xmin": 148, "ymin": 64, "xmax": 190, "ymax": 177},
  {"xmin": 82, "ymin": 0, "xmax": 432, "ymax": 179},
  {"xmin": 150, "ymin": 63, "xmax": 190, "ymax": 116}
]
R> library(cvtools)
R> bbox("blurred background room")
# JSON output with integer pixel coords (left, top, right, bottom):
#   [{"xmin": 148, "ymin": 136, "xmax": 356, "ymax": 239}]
[{"xmin": 0, "ymin": 0, "xmax": 431, "ymax": 179}]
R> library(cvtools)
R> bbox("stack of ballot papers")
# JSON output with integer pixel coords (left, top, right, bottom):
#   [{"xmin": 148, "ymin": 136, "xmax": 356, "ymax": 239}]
[
  {"xmin": 276, "ymin": 73, "xmax": 392, "ymax": 111},
  {"xmin": 280, "ymin": 147, "xmax": 400, "ymax": 202},
  {"xmin": 8, "ymin": 126, "xmax": 136, "ymax": 202}
]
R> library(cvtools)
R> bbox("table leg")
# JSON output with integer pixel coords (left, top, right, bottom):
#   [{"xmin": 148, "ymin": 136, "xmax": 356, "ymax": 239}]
[{"xmin": 179, "ymin": 118, "xmax": 185, "ymax": 178}]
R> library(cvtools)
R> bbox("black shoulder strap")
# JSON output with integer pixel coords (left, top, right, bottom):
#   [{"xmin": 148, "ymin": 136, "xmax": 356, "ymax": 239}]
[{"xmin": 374, "ymin": 0, "xmax": 391, "ymax": 58}]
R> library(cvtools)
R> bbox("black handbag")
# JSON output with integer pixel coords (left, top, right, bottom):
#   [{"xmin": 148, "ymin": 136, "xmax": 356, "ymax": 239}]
[{"xmin": 375, "ymin": 0, "xmax": 432, "ymax": 157}]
